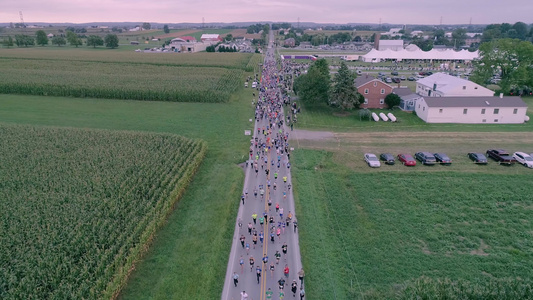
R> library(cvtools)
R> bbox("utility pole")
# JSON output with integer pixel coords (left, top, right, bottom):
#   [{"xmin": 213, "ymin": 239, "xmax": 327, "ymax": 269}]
[
  {"xmin": 19, "ymin": 11, "xmax": 25, "ymax": 33},
  {"xmin": 202, "ymin": 17, "xmax": 205, "ymax": 29}
]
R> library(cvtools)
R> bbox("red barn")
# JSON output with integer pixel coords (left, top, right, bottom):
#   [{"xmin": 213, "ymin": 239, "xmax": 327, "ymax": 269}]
[{"xmin": 355, "ymin": 75, "xmax": 394, "ymax": 109}]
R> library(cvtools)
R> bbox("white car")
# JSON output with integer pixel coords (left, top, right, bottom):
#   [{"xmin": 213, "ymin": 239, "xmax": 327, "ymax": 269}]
[
  {"xmin": 513, "ymin": 152, "xmax": 533, "ymax": 168},
  {"xmin": 364, "ymin": 153, "xmax": 381, "ymax": 168}
]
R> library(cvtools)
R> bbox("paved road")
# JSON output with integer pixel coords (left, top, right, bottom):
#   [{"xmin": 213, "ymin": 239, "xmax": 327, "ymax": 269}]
[{"xmin": 222, "ymin": 30, "xmax": 304, "ymax": 300}]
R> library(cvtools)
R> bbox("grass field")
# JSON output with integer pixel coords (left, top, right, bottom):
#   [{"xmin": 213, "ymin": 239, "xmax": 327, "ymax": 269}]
[
  {"xmin": 292, "ymin": 147, "xmax": 533, "ymax": 299},
  {"xmin": 0, "ymin": 87, "xmax": 256, "ymax": 299},
  {"xmin": 0, "ymin": 124, "xmax": 206, "ymax": 300},
  {"xmin": 0, "ymin": 49, "xmax": 260, "ymax": 102}
]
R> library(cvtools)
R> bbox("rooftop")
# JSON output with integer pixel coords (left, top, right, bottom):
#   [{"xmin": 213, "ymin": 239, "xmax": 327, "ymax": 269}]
[{"xmin": 423, "ymin": 96, "xmax": 527, "ymax": 108}]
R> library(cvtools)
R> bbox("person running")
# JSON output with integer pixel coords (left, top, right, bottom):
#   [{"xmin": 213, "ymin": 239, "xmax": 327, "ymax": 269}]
[
  {"xmin": 278, "ymin": 278, "xmax": 286, "ymax": 291},
  {"xmin": 275, "ymin": 250, "xmax": 281, "ymax": 264},
  {"xmin": 268, "ymin": 198, "xmax": 272, "ymax": 210},
  {"xmin": 283, "ymin": 176, "xmax": 287, "ymax": 183},
  {"xmin": 245, "ymin": 242, "xmax": 250, "ymax": 255},
  {"xmin": 283, "ymin": 264, "xmax": 289, "ymax": 278},
  {"xmin": 293, "ymin": 219, "xmax": 298, "ymax": 233},
  {"xmin": 279, "ymin": 290, "xmax": 285, "ymax": 300},
  {"xmin": 248, "ymin": 223, "xmax": 253, "ymax": 235},
  {"xmin": 249, "ymin": 256, "xmax": 255, "ymax": 272},
  {"xmin": 298, "ymin": 268, "xmax": 305, "ymax": 285},
  {"xmin": 233, "ymin": 272, "xmax": 239, "ymax": 287},
  {"xmin": 276, "ymin": 227, "xmax": 281, "ymax": 240},
  {"xmin": 265, "ymin": 288, "xmax": 273, "ymax": 299},
  {"xmin": 279, "ymin": 207, "xmax": 284, "ymax": 219},
  {"xmin": 259, "ymin": 231, "xmax": 264, "ymax": 244},
  {"xmin": 240, "ymin": 290, "xmax": 248, "ymax": 300},
  {"xmin": 269, "ymin": 262, "xmax": 275, "ymax": 278},
  {"xmin": 299, "ymin": 288, "xmax": 305, "ymax": 300},
  {"xmin": 254, "ymin": 188, "xmax": 258, "ymax": 198},
  {"xmin": 276, "ymin": 203, "xmax": 280, "ymax": 213},
  {"xmin": 240, "ymin": 235, "xmax": 245, "ymax": 248},
  {"xmin": 252, "ymin": 212, "xmax": 257, "ymax": 224},
  {"xmin": 239, "ymin": 256, "xmax": 244, "ymax": 273},
  {"xmin": 256, "ymin": 265, "xmax": 262, "ymax": 284},
  {"xmin": 291, "ymin": 280, "xmax": 298, "ymax": 297},
  {"xmin": 259, "ymin": 215, "xmax": 265, "ymax": 226},
  {"xmin": 270, "ymin": 232, "xmax": 275, "ymax": 243},
  {"xmin": 252, "ymin": 234, "xmax": 258, "ymax": 249},
  {"xmin": 241, "ymin": 194, "xmax": 245, "ymax": 205},
  {"xmin": 282, "ymin": 243, "xmax": 288, "ymax": 257}
]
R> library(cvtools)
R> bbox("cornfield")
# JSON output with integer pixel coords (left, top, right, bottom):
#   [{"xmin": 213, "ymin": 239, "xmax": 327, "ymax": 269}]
[
  {"xmin": 0, "ymin": 124, "xmax": 207, "ymax": 299},
  {"xmin": 0, "ymin": 58, "xmax": 243, "ymax": 102}
]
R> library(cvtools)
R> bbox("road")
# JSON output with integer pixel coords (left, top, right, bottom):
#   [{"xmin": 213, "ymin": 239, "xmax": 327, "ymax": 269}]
[{"xmin": 222, "ymin": 30, "xmax": 304, "ymax": 300}]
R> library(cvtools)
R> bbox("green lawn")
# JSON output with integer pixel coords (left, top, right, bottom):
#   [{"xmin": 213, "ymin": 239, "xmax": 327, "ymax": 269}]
[
  {"xmin": 292, "ymin": 149, "xmax": 533, "ymax": 299},
  {"xmin": 0, "ymin": 90, "xmax": 255, "ymax": 299}
]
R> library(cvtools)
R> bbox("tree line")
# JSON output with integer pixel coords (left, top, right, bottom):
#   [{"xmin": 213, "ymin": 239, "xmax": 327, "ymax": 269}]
[{"xmin": 2, "ymin": 30, "xmax": 119, "ymax": 49}]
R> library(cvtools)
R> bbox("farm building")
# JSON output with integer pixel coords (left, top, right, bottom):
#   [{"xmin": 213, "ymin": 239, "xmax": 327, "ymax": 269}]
[
  {"xmin": 414, "ymin": 96, "xmax": 528, "ymax": 124},
  {"xmin": 355, "ymin": 75, "xmax": 394, "ymax": 109},
  {"xmin": 200, "ymin": 34, "xmax": 222, "ymax": 42},
  {"xmin": 376, "ymin": 39, "xmax": 404, "ymax": 51},
  {"xmin": 284, "ymin": 38, "xmax": 296, "ymax": 47},
  {"xmin": 47, "ymin": 33, "xmax": 54, "ymax": 38},
  {"xmin": 416, "ymin": 73, "xmax": 494, "ymax": 97},
  {"xmin": 168, "ymin": 38, "xmax": 208, "ymax": 53}
]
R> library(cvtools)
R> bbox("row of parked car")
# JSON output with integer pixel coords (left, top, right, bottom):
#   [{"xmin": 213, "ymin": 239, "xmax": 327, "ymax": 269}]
[{"xmin": 363, "ymin": 150, "xmax": 533, "ymax": 168}]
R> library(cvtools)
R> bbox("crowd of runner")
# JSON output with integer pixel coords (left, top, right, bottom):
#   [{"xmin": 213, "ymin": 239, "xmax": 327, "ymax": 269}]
[{"xmin": 236, "ymin": 52, "xmax": 305, "ymax": 300}]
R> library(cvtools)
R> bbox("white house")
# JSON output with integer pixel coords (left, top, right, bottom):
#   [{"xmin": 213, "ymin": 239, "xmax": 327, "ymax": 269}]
[
  {"xmin": 416, "ymin": 73, "xmax": 494, "ymax": 97},
  {"xmin": 415, "ymin": 96, "xmax": 528, "ymax": 124},
  {"xmin": 376, "ymin": 39, "xmax": 404, "ymax": 51},
  {"xmin": 382, "ymin": 28, "xmax": 403, "ymax": 37}
]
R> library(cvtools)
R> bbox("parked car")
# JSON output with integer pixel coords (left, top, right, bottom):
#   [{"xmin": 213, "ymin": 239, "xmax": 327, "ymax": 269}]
[
  {"xmin": 380, "ymin": 153, "xmax": 395, "ymax": 165},
  {"xmin": 434, "ymin": 153, "xmax": 452, "ymax": 165},
  {"xmin": 415, "ymin": 152, "xmax": 437, "ymax": 165},
  {"xmin": 486, "ymin": 149, "xmax": 517, "ymax": 165},
  {"xmin": 391, "ymin": 71, "xmax": 399, "ymax": 76},
  {"xmin": 392, "ymin": 77, "xmax": 401, "ymax": 83},
  {"xmin": 407, "ymin": 76, "xmax": 416, "ymax": 81},
  {"xmin": 513, "ymin": 152, "xmax": 533, "ymax": 168},
  {"xmin": 426, "ymin": 71, "xmax": 433, "ymax": 76},
  {"xmin": 378, "ymin": 72, "xmax": 385, "ymax": 76},
  {"xmin": 468, "ymin": 152, "xmax": 488, "ymax": 164},
  {"xmin": 400, "ymin": 76, "xmax": 406, "ymax": 81},
  {"xmin": 385, "ymin": 77, "xmax": 392, "ymax": 83},
  {"xmin": 397, "ymin": 153, "xmax": 416, "ymax": 166},
  {"xmin": 364, "ymin": 153, "xmax": 381, "ymax": 168}
]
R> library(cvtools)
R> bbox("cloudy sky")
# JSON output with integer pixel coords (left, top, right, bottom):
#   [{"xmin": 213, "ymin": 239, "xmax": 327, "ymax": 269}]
[{"xmin": 1, "ymin": 0, "xmax": 532, "ymax": 25}]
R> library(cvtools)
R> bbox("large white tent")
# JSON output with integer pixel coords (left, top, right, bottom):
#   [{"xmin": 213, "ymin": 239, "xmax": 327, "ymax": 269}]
[{"xmin": 361, "ymin": 48, "xmax": 479, "ymax": 63}]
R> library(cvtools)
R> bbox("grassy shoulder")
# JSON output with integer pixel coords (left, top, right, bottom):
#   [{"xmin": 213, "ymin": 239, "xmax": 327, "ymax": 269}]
[
  {"xmin": 292, "ymin": 148, "xmax": 533, "ymax": 299},
  {"xmin": 0, "ymin": 86, "xmax": 256, "ymax": 299}
]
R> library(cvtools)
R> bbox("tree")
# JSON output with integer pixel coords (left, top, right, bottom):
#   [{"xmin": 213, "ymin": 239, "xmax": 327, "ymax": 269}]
[
  {"xmin": 142, "ymin": 22, "xmax": 151, "ymax": 30},
  {"xmin": 451, "ymin": 28, "xmax": 467, "ymax": 49},
  {"xmin": 471, "ymin": 38, "xmax": 533, "ymax": 94},
  {"xmin": 52, "ymin": 36, "xmax": 66, "ymax": 47},
  {"xmin": 66, "ymin": 31, "xmax": 82, "ymax": 47},
  {"xmin": 163, "ymin": 25, "xmax": 170, "ymax": 34},
  {"xmin": 3, "ymin": 36, "xmax": 14, "ymax": 47},
  {"xmin": 87, "ymin": 35, "xmax": 104, "ymax": 48},
  {"xmin": 384, "ymin": 93, "xmax": 401, "ymax": 109},
  {"xmin": 328, "ymin": 62, "xmax": 361, "ymax": 110},
  {"xmin": 15, "ymin": 34, "xmax": 34, "ymax": 47},
  {"xmin": 294, "ymin": 59, "xmax": 330, "ymax": 104},
  {"xmin": 104, "ymin": 34, "xmax": 119, "ymax": 49},
  {"xmin": 224, "ymin": 34, "xmax": 233, "ymax": 42},
  {"xmin": 35, "ymin": 30, "xmax": 48, "ymax": 46},
  {"xmin": 358, "ymin": 108, "xmax": 371, "ymax": 121},
  {"xmin": 206, "ymin": 45, "xmax": 215, "ymax": 52}
]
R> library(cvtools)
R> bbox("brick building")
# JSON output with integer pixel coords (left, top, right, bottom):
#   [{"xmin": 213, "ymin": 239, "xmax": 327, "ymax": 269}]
[{"xmin": 355, "ymin": 76, "xmax": 394, "ymax": 108}]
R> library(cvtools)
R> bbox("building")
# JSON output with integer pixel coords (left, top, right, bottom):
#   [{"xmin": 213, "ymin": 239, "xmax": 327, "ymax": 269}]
[
  {"xmin": 393, "ymin": 87, "xmax": 424, "ymax": 111},
  {"xmin": 168, "ymin": 37, "xmax": 208, "ymax": 53},
  {"xmin": 416, "ymin": 73, "xmax": 494, "ymax": 97},
  {"xmin": 414, "ymin": 96, "xmax": 528, "ymax": 124},
  {"xmin": 382, "ymin": 28, "xmax": 403, "ymax": 37},
  {"xmin": 200, "ymin": 34, "xmax": 221, "ymax": 42},
  {"xmin": 284, "ymin": 38, "xmax": 296, "ymax": 47},
  {"xmin": 377, "ymin": 40, "xmax": 404, "ymax": 51},
  {"xmin": 47, "ymin": 33, "xmax": 54, "ymax": 38},
  {"xmin": 355, "ymin": 75, "xmax": 394, "ymax": 108}
]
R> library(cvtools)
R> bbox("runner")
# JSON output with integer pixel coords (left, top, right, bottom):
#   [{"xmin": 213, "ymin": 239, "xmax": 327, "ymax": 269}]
[
  {"xmin": 256, "ymin": 265, "xmax": 262, "ymax": 284},
  {"xmin": 278, "ymin": 278, "xmax": 286, "ymax": 291},
  {"xmin": 269, "ymin": 262, "xmax": 275, "ymax": 278},
  {"xmin": 291, "ymin": 280, "xmax": 298, "ymax": 297},
  {"xmin": 275, "ymin": 250, "xmax": 281, "ymax": 264},
  {"xmin": 265, "ymin": 288, "xmax": 273, "ymax": 299},
  {"xmin": 249, "ymin": 256, "xmax": 255, "ymax": 272},
  {"xmin": 239, "ymin": 256, "xmax": 244, "ymax": 273},
  {"xmin": 240, "ymin": 235, "xmax": 245, "ymax": 248},
  {"xmin": 233, "ymin": 272, "xmax": 239, "ymax": 287},
  {"xmin": 283, "ymin": 264, "xmax": 290, "ymax": 278}
]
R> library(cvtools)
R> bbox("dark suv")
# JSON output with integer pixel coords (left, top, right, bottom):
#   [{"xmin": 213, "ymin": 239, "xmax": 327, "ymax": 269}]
[{"xmin": 415, "ymin": 152, "xmax": 436, "ymax": 165}]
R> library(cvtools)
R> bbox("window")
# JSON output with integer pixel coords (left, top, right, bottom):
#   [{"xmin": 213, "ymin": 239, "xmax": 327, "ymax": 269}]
[
  {"xmin": 364, "ymin": 98, "xmax": 368, "ymax": 104},
  {"xmin": 482, "ymin": 119, "xmax": 486, "ymax": 123},
  {"xmin": 493, "ymin": 108, "xmax": 499, "ymax": 114},
  {"xmin": 463, "ymin": 86, "xmax": 466, "ymax": 90},
  {"xmin": 439, "ymin": 109, "xmax": 443, "ymax": 113},
  {"xmin": 463, "ymin": 109, "xmax": 468, "ymax": 114},
  {"xmin": 380, "ymin": 89, "xmax": 385, "ymax": 94},
  {"xmin": 373, "ymin": 82, "xmax": 377, "ymax": 87},
  {"xmin": 364, "ymin": 88, "xmax": 369, "ymax": 94},
  {"xmin": 423, "ymin": 107, "xmax": 425, "ymax": 111},
  {"xmin": 513, "ymin": 108, "xmax": 518, "ymax": 114},
  {"xmin": 481, "ymin": 108, "xmax": 485, "ymax": 114},
  {"xmin": 494, "ymin": 119, "xmax": 499, "ymax": 123},
  {"xmin": 379, "ymin": 99, "xmax": 384, "ymax": 104}
]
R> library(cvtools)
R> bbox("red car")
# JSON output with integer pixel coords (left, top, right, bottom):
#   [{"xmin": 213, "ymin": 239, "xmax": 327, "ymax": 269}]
[{"xmin": 397, "ymin": 154, "xmax": 417, "ymax": 166}]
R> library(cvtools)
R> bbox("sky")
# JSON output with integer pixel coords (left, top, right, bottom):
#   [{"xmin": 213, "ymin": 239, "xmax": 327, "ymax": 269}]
[{"xmin": 1, "ymin": 0, "xmax": 532, "ymax": 25}]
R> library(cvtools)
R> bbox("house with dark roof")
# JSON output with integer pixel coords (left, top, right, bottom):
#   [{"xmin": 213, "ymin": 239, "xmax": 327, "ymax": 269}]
[
  {"xmin": 355, "ymin": 75, "xmax": 394, "ymax": 108},
  {"xmin": 415, "ymin": 95, "xmax": 528, "ymax": 124},
  {"xmin": 393, "ymin": 87, "xmax": 423, "ymax": 111}
]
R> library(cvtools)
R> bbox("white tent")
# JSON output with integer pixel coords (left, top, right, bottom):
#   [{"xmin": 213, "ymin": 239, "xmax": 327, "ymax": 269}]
[{"xmin": 361, "ymin": 48, "xmax": 479, "ymax": 63}]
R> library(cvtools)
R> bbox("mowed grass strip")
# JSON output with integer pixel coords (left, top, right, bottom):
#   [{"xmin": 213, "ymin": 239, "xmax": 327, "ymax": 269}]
[
  {"xmin": 0, "ymin": 124, "xmax": 206, "ymax": 300},
  {"xmin": 292, "ymin": 149, "xmax": 533, "ymax": 299}
]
